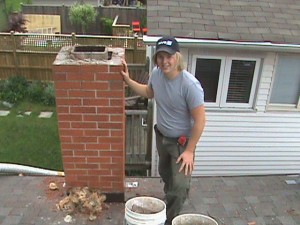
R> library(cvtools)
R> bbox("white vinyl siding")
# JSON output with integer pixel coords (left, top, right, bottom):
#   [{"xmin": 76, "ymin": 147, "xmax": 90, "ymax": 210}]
[{"xmin": 194, "ymin": 112, "xmax": 300, "ymax": 176}]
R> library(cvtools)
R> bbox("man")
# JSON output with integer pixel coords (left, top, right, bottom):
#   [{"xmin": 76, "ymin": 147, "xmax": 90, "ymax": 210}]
[{"xmin": 121, "ymin": 36, "xmax": 206, "ymax": 225}]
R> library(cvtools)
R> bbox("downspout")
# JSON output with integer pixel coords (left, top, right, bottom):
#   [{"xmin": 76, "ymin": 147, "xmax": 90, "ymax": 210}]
[{"xmin": 0, "ymin": 163, "xmax": 65, "ymax": 176}]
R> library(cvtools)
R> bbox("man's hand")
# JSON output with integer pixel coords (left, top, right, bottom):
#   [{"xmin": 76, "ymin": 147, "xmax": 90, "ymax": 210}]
[
  {"xmin": 177, "ymin": 150, "xmax": 194, "ymax": 176},
  {"xmin": 120, "ymin": 59, "xmax": 130, "ymax": 83}
]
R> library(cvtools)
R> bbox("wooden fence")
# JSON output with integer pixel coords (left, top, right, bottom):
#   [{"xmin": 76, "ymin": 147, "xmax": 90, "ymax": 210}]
[{"xmin": 0, "ymin": 32, "xmax": 146, "ymax": 81}]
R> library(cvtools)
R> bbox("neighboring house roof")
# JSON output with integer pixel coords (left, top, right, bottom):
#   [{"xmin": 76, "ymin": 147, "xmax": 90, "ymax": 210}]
[{"xmin": 147, "ymin": 0, "xmax": 300, "ymax": 45}]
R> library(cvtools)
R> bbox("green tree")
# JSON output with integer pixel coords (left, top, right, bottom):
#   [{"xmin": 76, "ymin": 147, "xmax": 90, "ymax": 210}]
[
  {"xmin": 101, "ymin": 17, "xmax": 113, "ymax": 35},
  {"xmin": 69, "ymin": 3, "xmax": 98, "ymax": 34},
  {"xmin": 5, "ymin": 0, "xmax": 32, "ymax": 14},
  {"xmin": 0, "ymin": 0, "xmax": 31, "ymax": 32}
]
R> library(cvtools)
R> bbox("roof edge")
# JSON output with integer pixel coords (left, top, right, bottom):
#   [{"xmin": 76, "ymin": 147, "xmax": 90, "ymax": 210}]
[{"xmin": 143, "ymin": 35, "xmax": 300, "ymax": 53}]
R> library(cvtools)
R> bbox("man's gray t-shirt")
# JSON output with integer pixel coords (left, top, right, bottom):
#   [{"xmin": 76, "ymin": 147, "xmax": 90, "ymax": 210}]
[{"xmin": 148, "ymin": 67, "xmax": 204, "ymax": 138}]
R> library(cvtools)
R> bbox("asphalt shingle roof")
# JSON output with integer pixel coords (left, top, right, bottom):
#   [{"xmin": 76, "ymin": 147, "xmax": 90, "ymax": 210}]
[{"xmin": 147, "ymin": 0, "xmax": 300, "ymax": 44}]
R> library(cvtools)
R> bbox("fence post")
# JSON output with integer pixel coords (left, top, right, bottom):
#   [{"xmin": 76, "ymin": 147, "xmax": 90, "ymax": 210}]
[
  {"xmin": 71, "ymin": 32, "xmax": 76, "ymax": 46},
  {"xmin": 133, "ymin": 34, "xmax": 138, "ymax": 63},
  {"xmin": 10, "ymin": 31, "xmax": 19, "ymax": 75}
]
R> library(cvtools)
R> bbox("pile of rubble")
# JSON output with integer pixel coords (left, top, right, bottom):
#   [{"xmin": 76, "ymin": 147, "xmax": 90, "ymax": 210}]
[{"xmin": 56, "ymin": 186, "xmax": 107, "ymax": 221}]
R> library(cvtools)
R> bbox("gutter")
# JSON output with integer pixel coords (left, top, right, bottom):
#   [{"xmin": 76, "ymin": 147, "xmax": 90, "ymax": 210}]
[{"xmin": 143, "ymin": 35, "xmax": 300, "ymax": 53}]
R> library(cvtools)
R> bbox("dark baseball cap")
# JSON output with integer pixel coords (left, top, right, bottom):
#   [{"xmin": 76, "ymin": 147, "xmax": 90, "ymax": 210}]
[{"xmin": 155, "ymin": 36, "xmax": 180, "ymax": 55}]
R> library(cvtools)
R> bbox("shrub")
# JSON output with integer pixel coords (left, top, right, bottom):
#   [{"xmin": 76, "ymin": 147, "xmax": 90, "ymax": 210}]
[
  {"xmin": 0, "ymin": 75, "xmax": 28, "ymax": 103},
  {"xmin": 0, "ymin": 76, "xmax": 56, "ymax": 106},
  {"xmin": 69, "ymin": 3, "xmax": 98, "ymax": 34},
  {"xmin": 42, "ymin": 82, "xmax": 56, "ymax": 106},
  {"xmin": 27, "ymin": 80, "xmax": 45, "ymax": 103},
  {"xmin": 101, "ymin": 17, "xmax": 113, "ymax": 35}
]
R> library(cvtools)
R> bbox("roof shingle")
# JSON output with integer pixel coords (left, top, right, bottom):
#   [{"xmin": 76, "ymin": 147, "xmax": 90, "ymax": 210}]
[{"xmin": 147, "ymin": 0, "xmax": 300, "ymax": 44}]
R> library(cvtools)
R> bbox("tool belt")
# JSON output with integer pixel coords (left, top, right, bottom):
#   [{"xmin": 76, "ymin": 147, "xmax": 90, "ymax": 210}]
[{"xmin": 154, "ymin": 124, "xmax": 188, "ymax": 146}]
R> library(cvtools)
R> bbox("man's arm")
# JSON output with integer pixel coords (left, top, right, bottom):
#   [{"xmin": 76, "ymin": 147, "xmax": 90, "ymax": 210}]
[
  {"xmin": 177, "ymin": 104, "xmax": 206, "ymax": 175},
  {"xmin": 120, "ymin": 59, "xmax": 154, "ymax": 98}
]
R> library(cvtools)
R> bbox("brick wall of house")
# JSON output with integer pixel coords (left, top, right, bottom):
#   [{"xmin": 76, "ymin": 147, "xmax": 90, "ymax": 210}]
[{"xmin": 53, "ymin": 48, "xmax": 125, "ymax": 201}]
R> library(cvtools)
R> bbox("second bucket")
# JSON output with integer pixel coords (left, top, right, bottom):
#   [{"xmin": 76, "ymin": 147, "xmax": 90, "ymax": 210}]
[{"xmin": 172, "ymin": 213, "xmax": 218, "ymax": 225}]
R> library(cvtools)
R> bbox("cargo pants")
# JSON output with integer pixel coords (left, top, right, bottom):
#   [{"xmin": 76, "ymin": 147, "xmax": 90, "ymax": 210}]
[{"xmin": 154, "ymin": 125, "xmax": 191, "ymax": 225}]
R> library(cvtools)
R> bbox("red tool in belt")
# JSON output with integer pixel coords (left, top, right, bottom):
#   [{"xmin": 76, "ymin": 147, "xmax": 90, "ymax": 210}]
[{"xmin": 177, "ymin": 136, "xmax": 187, "ymax": 146}]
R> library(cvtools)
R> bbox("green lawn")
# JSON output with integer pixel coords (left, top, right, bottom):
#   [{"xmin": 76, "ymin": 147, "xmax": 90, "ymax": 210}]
[{"xmin": 0, "ymin": 101, "xmax": 63, "ymax": 171}]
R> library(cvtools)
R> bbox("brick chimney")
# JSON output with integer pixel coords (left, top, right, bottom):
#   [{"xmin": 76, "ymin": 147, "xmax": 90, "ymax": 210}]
[{"xmin": 52, "ymin": 46, "xmax": 125, "ymax": 202}]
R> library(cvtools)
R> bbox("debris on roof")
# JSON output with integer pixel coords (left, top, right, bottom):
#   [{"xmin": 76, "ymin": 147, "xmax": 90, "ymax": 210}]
[{"xmin": 56, "ymin": 186, "xmax": 107, "ymax": 221}]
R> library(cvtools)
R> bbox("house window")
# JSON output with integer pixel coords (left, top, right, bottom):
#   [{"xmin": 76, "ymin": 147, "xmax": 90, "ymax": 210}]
[
  {"xmin": 269, "ymin": 54, "xmax": 300, "ymax": 110},
  {"xmin": 192, "ymin": 56, "xmax": 260, "ymax": 109}
]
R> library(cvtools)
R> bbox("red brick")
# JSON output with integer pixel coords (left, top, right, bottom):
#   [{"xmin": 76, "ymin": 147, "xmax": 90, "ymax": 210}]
[
  {"xmin": 67, "ymin": 170, "xmax": 88, "ymax": 176},
  {"xmin": 55, "ymin": 89, "xmax": 68, "ymax": 97},
  {"xmin": 60, "ymin": 136, "xmax": 72, "ymax": 143},
  {"xmin": 71, "ymin": 122, "xmax": 97, "ymax": 129},
  {"xmin": 70, "ymin": 106, "xmax": 96, "ymax": 114},
  {"xmin": 88, "ymin": 169, "xmax": 111, "ymax": 176},
  {"xmin": 109, "ymin": 80, "xmax": 123, "ymax": 91},
  {"xmin": 55, "ymin": 81, "xmax": 81, "ymax": 90},
  {"xmin": 56, "ymin": 98, "xmax": 82, "ymax": 106},
  {"xmin": 85, "ymin": 143, "xmax": 110, "ymax": 150},
  {"xmin": 60, "ymin": 129, "xmax": 84, "ymax": 136},
  {"xmin": 88, "ymin": 181, "xmax": 103, "ymax": 189},
  {"xmin": 75, "ymin": 163, "xmax": 99, "ymax": 169},
  {"xmin": 63, "ymin": 163, "xmax": 75, "ymax": 169},
  {"xmin": 95, "ymin": 73, "xmax": 121, "ymax": 81},
  {"xmin": 68, "ymin": 90, "xmax": 96, "ymax": 98},
  {"xmin": 81, "ymin": 64, "xmax": 108, "ymax": 73},
  {"xmin": 53, "ymin": 72, "xmax": 67, "ymax": 81},
  {"xmin": 83, "ymin": 98, "xmax": 109, "ymax": 106},
  {"xmin": 112, "ymin": 157, "xmax": 125, "ymax": 164},
  {"xmin": 57, "ymin": 106, "xmax": 69, "ymax": 114},
  {"xmin": 63, "ymin": 156, "xmax": 86, "ymax": 163},
  {"xmin": 98, "ymin": 180, "xmax": 112, "ymax": 188},
  {"xmin": 58, "ymin": 121, "xmax": 71, "ymax": 129},
  {"xmin": 110, "ymin": 115, "xmax": 123, "ymax": 122},
  {"xmin": 53, "ymin": 65, "xmax": 80, "ymax": 73},
  {"xmin": 61, "ymin": 149, "xmax": 74, "ymax": 156},
  {"xmin": 97, "ymin": 106, "xmax": 123, "ymax": 114},
  {"xmin": 110, "ymin": 98, "xmax": 124, "ymax": 106},
  {"xmin": 54, "ymin": 53, "xmax": 125, "ymax": 193},
  {"xmin": 67, "ymin": 72, "xmax": 95, "ymax": 81},
  {"xmin": 83, "ymin": 114, "xmax": 109, "ymax": 122},
  {"xmin": 58, "ymin": 114, "xmax": 82, "ymax": 122},
  {"xmin": 111, "ymin": 143, "xmax": 124, "ymax": 151},
  {"xmin": 72, "ymin": 136, "xmax": 97, "ymax": 143},
  {"xmin": 74, "ymin": 150, "xmax": 99, "ymax": 157},
  {"xmin": 110, "ymin": 65, "xmax": 123, "ymax": 73},
  {"xmin": 87, "ymin": 157, "xmax": 111, "ymax": 164},
  {"xmin": 84, "ymin": 129, "xmax": 109, "ymax": 137},
  {"xmin": 81, "ymin": 81, "xmax": 109, "ymax": 90},
  {"xmin": 77, "ymin": 175, "xmax": 100, "ymax": 182},
  {"xmin": 61, "ymin": 143, "xmax": 85, "ymax": 150}
]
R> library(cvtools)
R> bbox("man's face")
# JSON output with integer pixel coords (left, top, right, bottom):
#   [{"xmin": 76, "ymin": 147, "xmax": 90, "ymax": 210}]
[{"xmin": 156, "ymin": 52, "xmax": 178, "ymax": 76}]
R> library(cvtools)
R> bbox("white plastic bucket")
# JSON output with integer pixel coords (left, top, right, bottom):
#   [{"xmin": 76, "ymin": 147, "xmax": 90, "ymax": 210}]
[
  {"xmin": 172, "ymin": 213, "xmax": 218, "ymax": 225},
  {"xmin": 125, "ymin": 196, "xmax": 166, "ymax": 225}
]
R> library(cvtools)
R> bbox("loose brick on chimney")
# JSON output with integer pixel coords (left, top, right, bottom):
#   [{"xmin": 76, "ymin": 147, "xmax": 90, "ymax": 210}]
[{"xmin": 53, "ymin": 46, "xmax": 125, "ymax": 202}]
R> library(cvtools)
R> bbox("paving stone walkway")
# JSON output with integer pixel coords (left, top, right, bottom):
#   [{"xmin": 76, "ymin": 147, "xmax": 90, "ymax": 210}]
[
  {"xmin": 0, "ymin": 110, "xmax": 53, "ymax": 118},
  {"xmin": 0, "ymin": 175, "xmax": 299, "ymax": 225}
]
